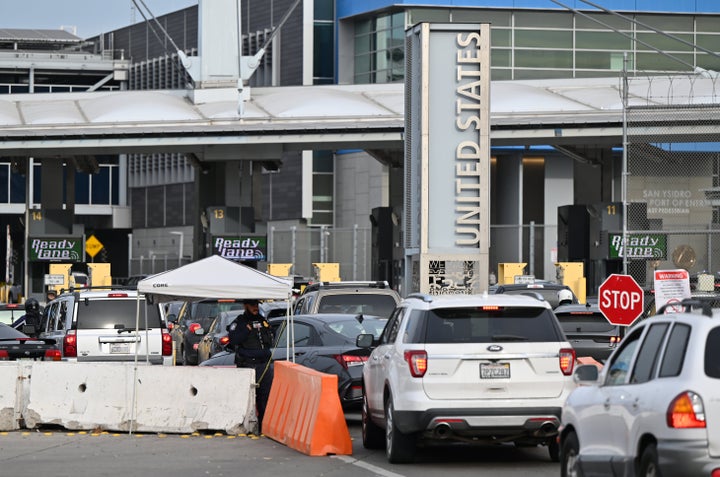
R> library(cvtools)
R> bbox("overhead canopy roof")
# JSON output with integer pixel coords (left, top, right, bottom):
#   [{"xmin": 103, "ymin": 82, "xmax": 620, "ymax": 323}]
[{"xmin": 0, "ymin": 75, "xmax": 718, "ymax": 157}]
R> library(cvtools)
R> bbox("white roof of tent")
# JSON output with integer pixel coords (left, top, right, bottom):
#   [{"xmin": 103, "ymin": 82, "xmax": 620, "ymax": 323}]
[{"xmin": 136, "ymin": 255, "xmax": 292, "ymax": 302}]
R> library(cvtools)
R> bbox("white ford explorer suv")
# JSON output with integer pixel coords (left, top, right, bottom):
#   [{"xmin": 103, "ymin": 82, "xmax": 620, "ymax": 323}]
[
  {"xmin": 358, "ymin": 292, "xmax": 577, "ymax": 463},
  {"xmin": 39, "ymin": 288, "xmax": 172, "ymax": 365}
]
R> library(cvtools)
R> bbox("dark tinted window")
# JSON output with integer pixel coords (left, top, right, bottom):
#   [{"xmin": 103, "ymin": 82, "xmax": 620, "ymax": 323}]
[
  {"xmin": 76, "ymin": 298, "xmax": 161, "ymax": 329},
  {"xmin": 606, "ymin": 328, "xmax": 642, "ymax": 386},
  {"xmin": 660, "ymin": 323, "xmax": 690, "ymax": 378},
  {"xmin": 704, "ymin": 327, "xmax": 720, "ymax": 378},
  {"xmin": 275, "ymin": 322, "xmax": 315, "ymax": 347},
  {"xmin": 555, "ymin": 311, "xmax": 617, "ymax": 333},
  {"xmin": 324, "ymin": 318, "xmax": 386, "ymax": 343},
  {"xmin": 631, "ymin": 323, "xmax": 669, "ymax": 384},
  {"xmin": 317, "ymin": 293, "xmax": 397, "ymax": 318},
  {"xmin": 424, "ymin": 306, "xmax": 563, "ymax": 344},
  {"xmin": 404, "ymin": 309, "xmax": 427, "ymax": 343},
  {"xmin": 380, "ymin": 307, "xmax": 404, "ymax": 345}
]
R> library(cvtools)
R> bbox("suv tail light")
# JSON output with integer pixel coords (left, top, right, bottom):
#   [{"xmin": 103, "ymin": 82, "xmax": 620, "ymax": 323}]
[
  {"xmin": 559, "ymin": 348, "xmax": 576, "ymax": 376},
  {"xmin": 334, "ymin": 354, "xmax": 368, "ymax": 370},
  {"xmin": 219, "ymin": 336, "xmax": 230, "ymax": 346},
  {"xmin": 162, "ymin": 331, "xmax": 173, "ymax": 356},
  {"xmin": 667, "ymin": 391, "xmax": 706, "ymax": 428},
  {"xmin": 0, "ymin": 350, "xmax": 8, "ymax": 360},
  {"xmin": 404, "ymin": 350, "xmax": 428, "ymax": 377},
  {"xmin": 189, "ymin": 323, "xmax": 202, "ymax": 333},
  {"xmin": 63, "ymin": 330, "xmax": 77, "ymax": 358}
]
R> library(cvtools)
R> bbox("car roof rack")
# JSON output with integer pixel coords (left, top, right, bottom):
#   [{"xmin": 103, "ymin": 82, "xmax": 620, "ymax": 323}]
[
  {"xmin": 59, "ymin": 285, "xmax": 136, "ymax": 295},
  {"xmin": 406, "ymin": 293, "xmax": 433, "ymax": 302},
  {"xmin": 301, "ymin": 280, "xmax": 390, "ymax": 293},
  {"xmin": 656, "ymin": 297, "xmax": 715, "ymax": 317}
]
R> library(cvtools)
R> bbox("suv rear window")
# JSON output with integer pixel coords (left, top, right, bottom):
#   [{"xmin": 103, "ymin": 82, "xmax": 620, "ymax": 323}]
[
  {"xmin": 417, "ymin": 306, "xmax": 563, "ymax": 344},
  {"xmin": 317, "ymin": 294, "xmax": 397, "ymax": 317},
  {"xmin": 554, "ymin": 311, "xmax": 617, "ymax": 333},
  {"xmin": 76, "ymin": 299, "xmax": 161, "ymax": 330}
]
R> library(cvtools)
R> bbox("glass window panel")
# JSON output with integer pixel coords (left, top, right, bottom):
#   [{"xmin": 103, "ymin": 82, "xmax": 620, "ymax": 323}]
[
  {"xmin": 391, "ymin": 12, "xmax": 405, "ymax": 30},
  {"xmin": 515, "ymin": 49, "xmax": 573, "ymax": 69},
  {"xmin": 0, "ymin": 164, "xmax": 8, "ymax": 202},
  {"xmin": 314, "ymin": 23, "xmax": 334, "ymax": 81},
  {"xmin": 575, "ymin": 70, "xmax": 622, "ymax": 78},
  {"xmin": 313, "ymin": 0, "xmax": 333, "ymax": 21},
  {"xmin": 515, "ymin": 11, "xmax": 572, "ymax": 28},
  {"xmin": 10, "ymin": 171, "xmax": 24, "ymax": 203},
  {"xmin": 313, "ymin": 151, "xmax": 333, "ymax": 173},
  {"xmin": 376, "ymin": 29, "xmax": 389, "ymax": 50},
  {"xmin": 111, "ymin": 167, "xmax": 119, "ymax": 205},
  {"xmin": 637, "ymin": 33, "xmax": 694, "ymax": 52},
  {"xmin": 408, "ymin": 8, "xmax": 450, "ymax": 24},
  {"xmin": 697, "ymin": 53, "xmax": 720, "ymax": 71},
  {"xmin": 312, "ymin": 199, "xmax": 333, "ymax": 212},
  {"xmin": 354, "ymin": 72, "xmax": 371, "ymax": 84},
  {"xmin": 491, "ymin": 29, "xmax": 511, "ymax": 47},
  {"xmin": 515, "ymin": 30, "xmax": 572, "ymax": 49},
  {"xmin": 355, "ymin": 33, "xmax": 372, "ymax": 55},
  {"xmin": 491, "ymin": 68, "xmax": 512, "ymax": 81},
  {"xmin": 32, "ymin": 165, "xmax": 41, "ymax": 204},
  {"xmin": 454, "ymin": 9, "xmax": 511, "ymax": 26},
  {"xmin": 697, "ymin": 17, "xmax": 720, "ymax": 33},
  {"xmin": 696, "ymin": 34, "xmax": 720, "ymax": 51},
  {"xmin": 576, "ymin": 12, "xmax": 632, "ymax": 30},
  {"xmin": 355, "ymin": 19, "xmax": 371, "ymax": 36},
  {"xmin": 635, "ymin": 14, "xmax": 693, "ymax": 32},
  {"xmin": 576, "ymin": 31, "xmax": 631, "ymax": 50},
  {"xmin": 376, "ymin": 15, "xmax": 390, "ymax": 31},
  {"xmin": 356, "ymin": 52, "xmax": 372, "ymax": 73},
  {"xmin": 309, "ymin": 211, "xmax": 333, "ymax": 226},
  {"xmin": 491, "ymin": 49, "xmax": 511, "ymax": 67},
  {"xmin": 576, "ymin": 51, "xmax": 616, "ymax": 70},
  {"xmin": 636, "ymin": 52, "xmax": 694, "ymax": 71},
  {"xmin": 514, "ymin": 69, "xmax": 572, "ymax": 80},
  {"xmin": 91, "ymin": 167, "xmax": 111, "ymax": 204},
  {"xmin": 75, "ymin": 173, "xmax": 90, "ymax": 204},
  {"xmin": 313, "ymin": 175, "xmax": 333, "ymax": 197}
]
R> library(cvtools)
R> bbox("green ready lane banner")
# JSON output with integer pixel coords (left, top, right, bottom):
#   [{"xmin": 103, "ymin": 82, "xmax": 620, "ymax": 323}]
[
  {"xmin": 29, "ymin": 237, "xmax": 83, "ymax": 262},
  {"xmin": 608, "ymin": 233, "xmax": 667, "ymax": 260}
]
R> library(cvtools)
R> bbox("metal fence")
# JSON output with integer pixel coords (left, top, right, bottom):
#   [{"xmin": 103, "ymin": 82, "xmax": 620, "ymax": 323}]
[
  {"xmin": 268, "ymin": 225, "xmax": 372, "ymax": 281},
  {"xmin": 625, "ymin": 75, "xmax": 720, "ymax": 289}
]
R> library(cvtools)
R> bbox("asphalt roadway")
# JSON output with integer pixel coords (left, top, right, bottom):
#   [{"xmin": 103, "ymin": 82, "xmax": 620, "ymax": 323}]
[{"xmin": 0, "ymin": 413, "xmax": 559, "ymax": 477}]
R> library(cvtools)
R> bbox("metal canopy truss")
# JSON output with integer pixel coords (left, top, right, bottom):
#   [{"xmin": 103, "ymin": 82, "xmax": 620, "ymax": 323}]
[{"xmin": 0, "ymin": 75, "xmax": 718, "ymax": 157}]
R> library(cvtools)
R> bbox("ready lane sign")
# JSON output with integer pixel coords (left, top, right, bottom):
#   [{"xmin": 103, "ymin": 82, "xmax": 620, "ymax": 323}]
[{"xmin": 599, "ymin": 274, "xmax": 644, "ymax": 326}]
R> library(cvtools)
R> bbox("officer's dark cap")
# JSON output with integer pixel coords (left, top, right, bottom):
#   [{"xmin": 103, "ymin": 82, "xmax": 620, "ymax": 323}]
[{"xmin": 244, "ymin": 299, "xmax": 260, "ymax": 305}]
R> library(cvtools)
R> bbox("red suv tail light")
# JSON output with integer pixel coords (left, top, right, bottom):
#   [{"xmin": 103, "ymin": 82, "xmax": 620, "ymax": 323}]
[
  {"xmin": 334, "ymin": 354, "xmax": 368, "ymax": 370},
  {"xmin": 0, "ymin": 350, "xmax": 8, "ymax": 360},
  {"xmin": 667, "ymin": 391, "xmax": 706, "ymax": 428},
  {"xmin": 559, "ymin": 348, "xmax": 576, "ymax": 376},
  {"xmin": 189, "ymin": 323, "xmax": 202, "ymax": 333},
  {"xmin": 162, "ymin": 331, "xmax": 173, "ymax": 356},
  {"xmin": 404, "ymin": 350, "xmax": 428, "ymax": 377},
  {"xmin": 63, "ymin": 330, "xmax": 77, "ymax": 358},
  {"xmin": 219, "ymin": 336, "xmax": 230, "ymax": 346}
]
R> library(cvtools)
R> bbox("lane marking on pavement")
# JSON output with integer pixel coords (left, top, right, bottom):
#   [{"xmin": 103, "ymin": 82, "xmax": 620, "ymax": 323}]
[{"xmin": 332, "ymin": 455, "xmax": 406, "ymax": 477}]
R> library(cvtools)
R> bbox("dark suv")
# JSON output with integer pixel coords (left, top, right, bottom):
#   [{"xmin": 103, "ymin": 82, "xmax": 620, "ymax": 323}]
[
  {"xmin": 169, "ymin": 299, "xmax": 244, "ymax": 365},
  {"xmin": 293, "ymin": 281, "xmax": 400, "ymax": 319}
]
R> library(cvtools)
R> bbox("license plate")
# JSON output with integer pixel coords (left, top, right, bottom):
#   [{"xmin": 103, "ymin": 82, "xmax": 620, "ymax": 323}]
[
  {"xmin": 110, "ymin": 343, "xmax": 130, "ymax": 354},
  {"xmin": 480, "ymin": 362, "xmax": 510, "ymax": 379}
]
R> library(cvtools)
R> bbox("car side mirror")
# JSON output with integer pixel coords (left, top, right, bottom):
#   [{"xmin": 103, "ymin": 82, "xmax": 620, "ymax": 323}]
[
  {"xmin": 573, "ymin": 364, "xmax": 599, "ymax": 384},
  {"xmin": 356, "ymin": 333, "xmax": 375, "ymax": 348}
]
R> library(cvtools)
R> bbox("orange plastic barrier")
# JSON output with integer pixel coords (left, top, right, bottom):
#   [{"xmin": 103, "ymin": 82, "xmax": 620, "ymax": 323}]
[{"xmin": 262, "ymin": 360, "xmax": 352, "ymax": 456}]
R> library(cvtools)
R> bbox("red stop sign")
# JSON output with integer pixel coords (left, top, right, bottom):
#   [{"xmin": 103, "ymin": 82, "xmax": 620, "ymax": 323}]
[{"xmin": 598, "ymin": 274, "xmax": 644, "ymax": 326}]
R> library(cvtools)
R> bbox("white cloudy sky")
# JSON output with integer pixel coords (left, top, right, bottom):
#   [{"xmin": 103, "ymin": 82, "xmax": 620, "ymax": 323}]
[{"xmin": 2, "ymin": 0, "xmax": 198, "ymax": 38}]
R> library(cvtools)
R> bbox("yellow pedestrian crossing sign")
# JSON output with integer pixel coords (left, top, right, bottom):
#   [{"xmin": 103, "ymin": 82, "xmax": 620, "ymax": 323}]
[{"xmin": 86, "ymin": 235, "xmax": 104, "ymax": 259}]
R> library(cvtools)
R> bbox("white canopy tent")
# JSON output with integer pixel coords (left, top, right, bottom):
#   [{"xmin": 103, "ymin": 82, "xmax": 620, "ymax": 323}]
[{"xmin": 136, "ymin": 255, "xmax": 293, "ymax": 302}]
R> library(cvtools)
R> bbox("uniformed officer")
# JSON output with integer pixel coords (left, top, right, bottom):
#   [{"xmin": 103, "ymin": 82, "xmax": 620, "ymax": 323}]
[
  {"xmin": 11, "ymin": 297, "xmax": 42, "ymax": 338},
  {"xmin": 227, "ymin": 298, "xmax": 274, "ymax": 432}
]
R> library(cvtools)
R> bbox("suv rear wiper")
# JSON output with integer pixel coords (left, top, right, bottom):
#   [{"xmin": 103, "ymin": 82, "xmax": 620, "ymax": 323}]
[
  {"xmin": 117, "ymin": 327, "xmax": 148, "ymax": 333},
  {"xmin": 491, "ymin": 334, "xmax": 529, "ymax": 341}
]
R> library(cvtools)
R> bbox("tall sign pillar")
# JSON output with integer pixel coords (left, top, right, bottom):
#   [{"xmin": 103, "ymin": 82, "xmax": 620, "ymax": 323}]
[{"xmin": 404, "ymin": 23, "xmax": 491, "ymax": 295}]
